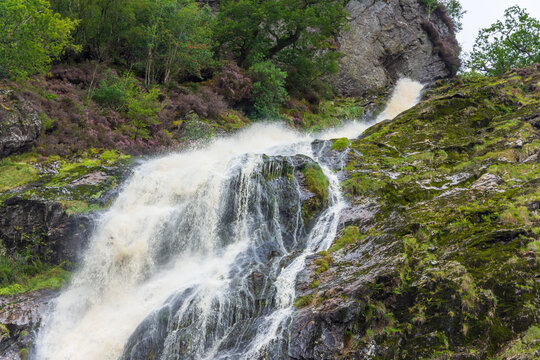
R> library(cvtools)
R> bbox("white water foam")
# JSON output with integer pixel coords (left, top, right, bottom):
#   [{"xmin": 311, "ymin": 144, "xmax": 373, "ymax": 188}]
[{"xmin": 34, "ymin": 78, "xmax": 423, "ymax": 360}]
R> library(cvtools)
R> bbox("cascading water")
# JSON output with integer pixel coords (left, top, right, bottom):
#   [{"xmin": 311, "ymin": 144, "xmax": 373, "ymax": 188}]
[{"xmin": 33, "ymin": 79, "xmax": 424, "ymax": 360}]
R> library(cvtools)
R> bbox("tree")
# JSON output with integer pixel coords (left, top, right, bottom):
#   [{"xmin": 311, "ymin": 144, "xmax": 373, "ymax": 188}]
[
  {"xmin": 49, "ymin": 0, "xmax": 140, "ymax": 61},
  {"xmin": 440, "ymin": 0, "xmax": 465, "ymax": 32},
  {"xmin": 0, "ymin": 0, "xmax": 77, "ymax": 79},
  {"xmin": 49, "ymin": 0, "xmax": 213, "ymax": 84},
  {"xmin": 249, "ymin": 61, "xmax": 288, "ymax": 119},
  {"xmin": 422, "ymin": 0, "xmax": 465, "ymax": 31},
  {"xmin": 215, "ymin": 0, "xmax": 348, "ymax": 90},
  {"xmin": 467, "ymin": 6, "xmax": 540, "ymax": 76},
  {"xmin": 138, "ymin": 0, "xmax": 213, "ymax": 85}
]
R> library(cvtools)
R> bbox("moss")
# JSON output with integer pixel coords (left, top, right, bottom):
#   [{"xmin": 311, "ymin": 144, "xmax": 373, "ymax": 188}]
[
  {"xmin": 315, "ymin": 258, "xmax": 329, "ymax": 274},
  {"xmin": 329, "ymin": 226, "xmax": 364, "ymax": 252},
  {"xmin": 19, "ymin": 348, "xmax": 29, "ymax": 360},
  {"xmin": 301, "ymin": 67, "xmax": 540, "ymax": 358},
  {"xmin": 59, "ymin": 200, "xmax": 103, "ymax": 215},
  {"xmin": 331, "ymin": 138, "xmax": 350, "ymax": 151},
  {"xmin": 302, "ymin": 163, "xmax": 329, "ymax": 205},
  {"xmin": 0, "ymin": 257, "xmax": 70, "ymax": 296},
  {"xmin": 294, "ymin": 295, "xmax": 314, "ymax": 308},
  {"xmin": 495, "ymin": 326, "xmax": 540, "ymax": 359},
  {"xmin": 0, "ymin": 323, "xmax": 9, "ymax": 337}
]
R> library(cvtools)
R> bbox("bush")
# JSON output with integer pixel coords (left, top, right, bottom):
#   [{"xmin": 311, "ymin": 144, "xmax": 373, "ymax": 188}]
[
  {"xmin": 213, "ymin": 62, "xmax": 252, "ymax": 104},
  {"xmin": 176, "ymin": 87, "xmax": 226, "ymax": 118},
  {"xmin": 92, "ymin": 72, "xmax": 138, "ymax": 112},
  {"xmin": 124, "ymin": 87, "xmax": 164, "ymax": 140},
  {"xmin": 249, "ymin": 62, "xmax": 288, "ymax": 119}
]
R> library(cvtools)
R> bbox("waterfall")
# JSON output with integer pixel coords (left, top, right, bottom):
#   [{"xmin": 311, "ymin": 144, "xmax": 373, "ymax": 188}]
[{"xmin": 33, "ymin": 79, "xmax": 423, "ymax": 360}]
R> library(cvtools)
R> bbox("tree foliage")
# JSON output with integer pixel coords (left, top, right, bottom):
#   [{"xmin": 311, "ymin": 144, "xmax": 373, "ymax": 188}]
[
  {"xmin": 439, "ymin": 0, "xmax": 465, "ymax": 32},
  {"xmin": 50, "ymin": 0, "xmax": 213, "ymax": 84},
  {"xmin": 0, "ymin": 0, "xmax": 77, "ymax": 79},
  {"xmin": 215, "ymin": 0, "xmax": 348, "ymax": 90},
  {"xmin": 422, "ymin": 0, "xmax": 465, "ymax": 31},
  {"xmin": 468, "ymin": 6, "xmax": 540, "ymax": 76},
  {"xmin": 249, "ymin": 61, "xmax": 288, "ymax": 119}
]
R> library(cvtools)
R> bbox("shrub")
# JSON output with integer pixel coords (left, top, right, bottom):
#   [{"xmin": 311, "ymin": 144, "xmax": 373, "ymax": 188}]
[
  {"xmin": 91, "ymin": 72, "xmax": 139, "ymax": 112},
  {"xmin": 176, "ymin": 87, "xmax": 226, "ymax": 118},
  {"xmin": 249, "ymin": 62, "xmax": 288, "ymax": 119},
  {"xmin": 213, "ymin": 62, "xmax": 252, "ymax": 103},
  {"xmin": 124, "ymin": 87, "xmax": 164, "ymax": 140},
  {"xmin": 422, "ymin": 0, "xmax": 439, "ymax": 16}
]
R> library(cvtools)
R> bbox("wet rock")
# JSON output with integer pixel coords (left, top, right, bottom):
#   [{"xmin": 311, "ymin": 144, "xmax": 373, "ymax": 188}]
[
  {"xmin": 69, "ymin": 171, "xmax": 109, "ymax": 186},
  {"xmin": 339, "ymin": 199, "xmax": 378, "ymax": 228},
  {"xmin": 119, "ymin": 153, "xmax": 331, "ymax": 360},
  {"xmin": 0, "ymin": 90, "xmax": 42, "ymax": 158},
  {"xmin": 292, "ymin": 67, "xmax": 540, "ymax": 359}
]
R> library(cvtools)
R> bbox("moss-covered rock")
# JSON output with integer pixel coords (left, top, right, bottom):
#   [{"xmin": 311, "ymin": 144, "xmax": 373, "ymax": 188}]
[{"xmin": 291, "ymin": 65, "xmax": 540, "ymax": 359}]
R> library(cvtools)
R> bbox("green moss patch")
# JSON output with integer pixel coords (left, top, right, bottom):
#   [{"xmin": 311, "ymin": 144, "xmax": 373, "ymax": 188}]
[
  {"xmin": 329, "ymin": 226, "xmax": 364, "ymax": 252},
  {"xmin": 0, "ymin": 257, "xmax": 70, "ymax": 296},
  {"xmin": 331, "ymin": 138, "xmax": 350, "ymax": 151},
  {"xmin": 302, "ymin": 163, "xmax": 329, "ymax": 205},
  {"xmin": 294, "ymin": 295, "xmax": 314, "ymax": 308}
]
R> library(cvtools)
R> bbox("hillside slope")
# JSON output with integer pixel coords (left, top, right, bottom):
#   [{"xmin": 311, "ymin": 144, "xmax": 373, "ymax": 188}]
[{"xmin": 292, "ymin": 65, "xmax": 540, "ymax": 359}]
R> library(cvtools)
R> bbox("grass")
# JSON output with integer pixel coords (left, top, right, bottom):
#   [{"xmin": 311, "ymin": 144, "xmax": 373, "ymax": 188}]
[
  {"xmin": 495, "ymin": 326, "xmax": 540, "ymax": 360},
  {"xmin": 294, "ymin": 295, "xmax": 314, "ymax": 308},
  {"xmin": 0, "ymin": 256, "xmax": 70, "ymax": 296},
  {"xmin": 0, "ymin": 154, "xmax": 39, "ymax": 191}
]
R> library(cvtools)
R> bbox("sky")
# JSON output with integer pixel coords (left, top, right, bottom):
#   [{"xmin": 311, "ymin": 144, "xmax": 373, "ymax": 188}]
[{"xmin": 457, "ymin": 0, "xmax": 540, "ymax": 55}]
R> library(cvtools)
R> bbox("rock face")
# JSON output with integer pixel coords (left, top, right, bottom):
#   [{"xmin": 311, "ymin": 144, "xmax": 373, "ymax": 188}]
[
  {"xmin": 0, "ymin": 90, "xmax": 41, "ymax": 158},
  {"xmin": 334, "ymin": 0, "xmax": 459, "ymax": 96},
  {"xmin": 0, "ymin": 289, "xmax": 57, "ymax": 360},
  {"xmin": 0, "ymin": 197, "xmax": 94, "ymax": 264},
  {"xmin": 291, "ymin": 66, "xmax": 540, "ymax": 359}
]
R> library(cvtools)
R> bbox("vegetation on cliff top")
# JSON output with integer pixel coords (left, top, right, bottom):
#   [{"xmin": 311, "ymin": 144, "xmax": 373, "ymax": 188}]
[{"xmin": 468, "ymin": 6, "xmax": 540, "ymax": 76}]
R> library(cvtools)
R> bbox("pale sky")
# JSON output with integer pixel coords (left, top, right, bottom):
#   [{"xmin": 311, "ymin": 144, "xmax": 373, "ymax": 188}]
[{"xmin": 458, "ymin": 0, "xmax": 540, "ymax": 55}]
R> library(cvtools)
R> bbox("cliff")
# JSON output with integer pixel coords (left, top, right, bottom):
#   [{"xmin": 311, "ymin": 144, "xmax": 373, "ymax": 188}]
[{"xmin": 334, "ymin": 0, "xmax": 459, "ymax": 96}]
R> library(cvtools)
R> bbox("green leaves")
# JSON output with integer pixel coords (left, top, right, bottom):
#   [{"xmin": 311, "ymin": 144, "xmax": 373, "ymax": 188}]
[
  {"xmin": 249, "ymin": 61, "xmax": 288, "ymax": 119},
  {"xmin": 0, "ymin": 0, "xmax": 78, "ymax": 79},
  {"xmin": 422, "ymin": 0, "xmax": 438, "ymax": 17},
  {"xmin": 467, "ymin": 6, "xmax": 540, "ymax": 76},
  {"xmin": 215, "ymin": 0, "xmax": 348, "ymax": 92}
]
